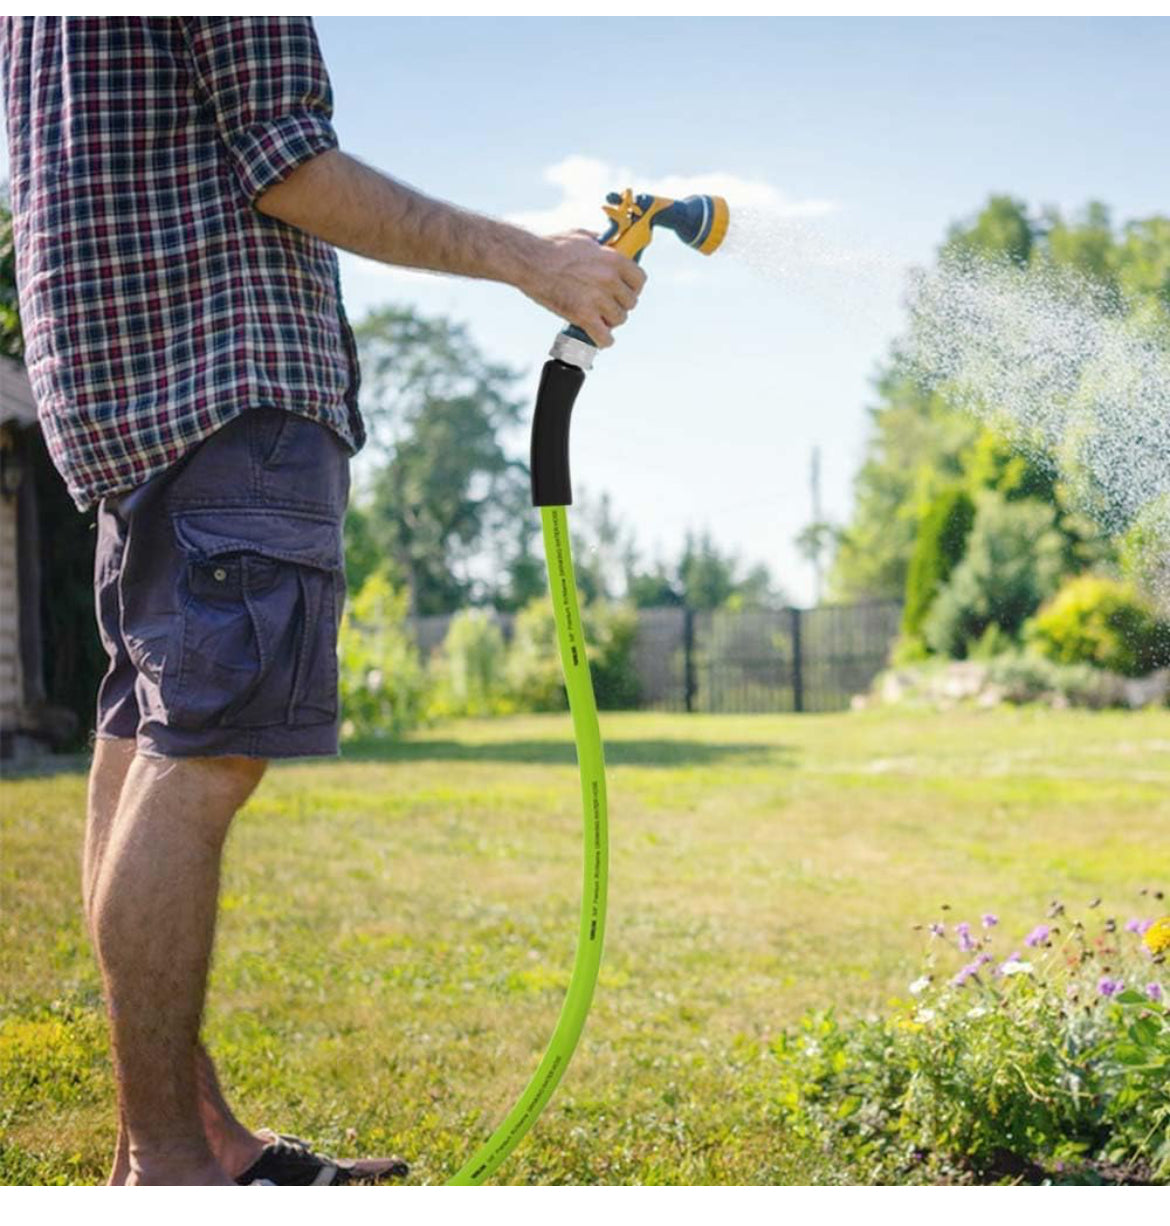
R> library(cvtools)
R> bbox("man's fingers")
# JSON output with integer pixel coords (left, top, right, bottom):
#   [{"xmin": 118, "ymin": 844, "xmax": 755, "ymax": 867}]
[
  {"xmin": 618, "ymin": 259, "xmax": 647, "ymax": 294},
  {"xmin": 614, "ymin": 283, "xmax": 638, "ymax": 311},
  {"xmin": 587, "ymin": 315, "xmax": 615, "ymax": 348},
  {"xmin": 600, "ymin": 303, "xmax": 629, "ymax": 329}
]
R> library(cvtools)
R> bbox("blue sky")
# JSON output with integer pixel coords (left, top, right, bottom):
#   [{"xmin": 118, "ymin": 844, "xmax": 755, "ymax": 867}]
[{"xmin": 6, "ymin": 18, "xmax": 1169, "ymax": 602}]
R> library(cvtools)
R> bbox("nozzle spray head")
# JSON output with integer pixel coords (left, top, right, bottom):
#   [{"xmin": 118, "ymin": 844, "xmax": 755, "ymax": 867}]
[
  {"xmin": 552, "ymin": 188, "xmax": 731, "ymax": 366},
  {"xmin": 599, "ymin": 188, "xmax": 730, "ymax": 261}
]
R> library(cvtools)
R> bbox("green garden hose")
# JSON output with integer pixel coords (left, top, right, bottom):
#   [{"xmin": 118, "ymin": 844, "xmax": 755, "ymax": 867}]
[
  {"xmin": 447, "ymin": 505, "xmax": 608, "ymax": 1185},
  {"xmin": 447, "ymin": 188, "xmax": 728, "ymax": 1184}
]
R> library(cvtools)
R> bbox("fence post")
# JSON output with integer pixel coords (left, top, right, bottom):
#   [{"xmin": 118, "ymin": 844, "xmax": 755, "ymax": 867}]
[
  {"xmin": 683, "ymin": 606, "xmax": 696, "ymax": 713},
  {"xmin": 790, "ymin": 606, "xmax": 804, "ymax": 713}
]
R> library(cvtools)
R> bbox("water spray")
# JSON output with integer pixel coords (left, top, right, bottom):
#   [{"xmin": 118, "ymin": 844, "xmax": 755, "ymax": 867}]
[{"xmin": 446, "ymin": 189, "xmax": 729, "ymax": 1185}]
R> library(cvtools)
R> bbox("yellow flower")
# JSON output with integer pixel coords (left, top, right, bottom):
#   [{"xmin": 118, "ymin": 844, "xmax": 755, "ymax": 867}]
[{"xmin": 1144, "ymin": 916, "xmax": 1170, "ymax": 957}]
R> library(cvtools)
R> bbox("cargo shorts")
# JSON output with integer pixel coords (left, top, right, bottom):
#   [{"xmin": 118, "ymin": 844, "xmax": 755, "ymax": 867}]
[{"xmin": 93, "ymin": 407, "xmax": 350, "ymax": 759}]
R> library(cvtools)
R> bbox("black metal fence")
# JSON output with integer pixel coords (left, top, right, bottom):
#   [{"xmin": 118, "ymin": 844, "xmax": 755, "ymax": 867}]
[
  {"xmin": 409, "ymin": 600, "xmax": 902, "ymax": 714},
  {"xmin": 628, "ymin": 601, "xmax": 903, "ymax": 713}
]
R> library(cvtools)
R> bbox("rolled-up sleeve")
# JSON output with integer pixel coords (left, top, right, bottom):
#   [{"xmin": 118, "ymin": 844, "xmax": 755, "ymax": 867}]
[{"xmin": 180, "ymin": 17, "xmax": 339, "ymax": 204}]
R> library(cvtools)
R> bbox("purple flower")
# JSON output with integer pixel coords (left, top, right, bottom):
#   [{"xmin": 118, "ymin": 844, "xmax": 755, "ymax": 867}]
[
  {"xmin": 982, "ymin": 913, "xmax": 999, "ymax": 929},
  {"xmin": 1097, "ymin": 977, "xmax": 1124, "ymax": 997},
  {"xmin": 955, "ymin": 921, "xmax": 978, "ymax": 952},
  {"xmin": 951, "ymin": 959, "xmax": 984, "ymax": 988},
  {"xmin": 1147, "ymin": 983, "xmax": 1164, "ymax": 1002},
  {"xmin": 1025, "ymin": 924, "xmax": 1051, "ymax": 947},
  {"xmin": 1125, "ymin": 918, "xmax": 1144, "ymax": 934},
  {"xmin": 929, "ymin": 922, "xmax": 945, "ymax": 938}
]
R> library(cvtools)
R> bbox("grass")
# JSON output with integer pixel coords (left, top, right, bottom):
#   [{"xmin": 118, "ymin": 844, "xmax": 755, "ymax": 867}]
[{"xmin": 2, "ymin": 707, "xmax": 1168, "ymax": 1184}]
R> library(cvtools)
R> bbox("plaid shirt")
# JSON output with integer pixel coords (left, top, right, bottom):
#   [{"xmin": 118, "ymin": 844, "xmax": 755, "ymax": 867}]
[{"xmin": 0, "ymin": 16, "xmax": 364, "ymax": 510}]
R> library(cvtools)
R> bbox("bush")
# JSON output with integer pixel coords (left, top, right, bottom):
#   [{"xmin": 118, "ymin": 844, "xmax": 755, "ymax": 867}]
[
  {"xmin": 584, "ymin": 600, "xmax": 642, "ymax": 709},
  {"xmin": 505, "ymin": 597, "xmax": 642, "ymax": 713},
  {"xmin": 923, "ymin": 491, "xmax": 1067, "ymax": 658},
  {"xmin": 1025, "ymin": 574, "xmax": 1170, "ymax": 678},
  {"xmin": 769, "ymin": 901, "xmax": 1170, "ymax": 1184},
  {"xmin": 1119, "ymin": 496, "xmax": 1170, "ymax": 602},
  {"xmin": 338, "ymin": 572, "xmax": 430, "ymax": 740},
  {"xmin": 505, "ymin": 597, "xmax": 565, "ymax": 712},
  {"xmin": 902, "ymin": 485, "xmax": 976, "ymax": 639},
  {"xmin": 427, "ymin": 609, "xmax": 513, "ymax": 719},
  {"xmin": 985, "ymin": 652, "xmax": 1125, "ymax": 708}
]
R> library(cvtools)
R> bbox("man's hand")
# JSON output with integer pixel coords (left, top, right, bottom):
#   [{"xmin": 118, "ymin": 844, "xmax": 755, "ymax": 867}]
[
  {"xmin": 520, "ymin": 231, "xmax": 646, "ymax": 349},
  {"xmin": 255, "ymin": 151, "xmax": 646, "ymax": 346}
]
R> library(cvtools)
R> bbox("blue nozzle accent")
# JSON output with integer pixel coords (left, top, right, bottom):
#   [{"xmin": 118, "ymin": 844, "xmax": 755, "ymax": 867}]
[{"xmin": 652, "ymin": 195, "xmax": 717, "ymax": 249}]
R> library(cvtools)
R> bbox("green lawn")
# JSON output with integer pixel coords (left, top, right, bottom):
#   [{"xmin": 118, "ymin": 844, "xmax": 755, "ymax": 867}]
[{"xmin": 2, "ymin": 707, "xmax": 1168, "ymax": 1184}]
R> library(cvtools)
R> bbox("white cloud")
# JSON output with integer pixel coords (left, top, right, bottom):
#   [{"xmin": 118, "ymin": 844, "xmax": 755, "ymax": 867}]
[{"xmin": 508, "ymin": 155, "xmax": 837, "ymax": 236}]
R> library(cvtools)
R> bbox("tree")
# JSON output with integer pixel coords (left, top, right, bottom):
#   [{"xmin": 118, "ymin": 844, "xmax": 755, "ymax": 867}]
[
  {"xmin": 829, "ymin": 196, "xmax": 1170, "ymax": 615},
  {"xmin": 829, "ymin": 370, "xmax": 979, "ymax": 601},
  {"xmin": 567, "ymin": 486, "xmax": 637, "ymax": 606},
  {"xmin": 944, "ymin": 194, "xmax": 1033, "ymax": 267},
  {"xmin": 624, "ymin": 558, "xmax": 683, "ymax": 608},
  {"xmin": 922, "ymin": 492, "xmax": 1067, "ymax": 658},
  {"xmin": 354, "ymin": 305, "xmax": 534, "ymax": 615},
  {"xmin": 901, "ymin": 485, "xmax": 975, "ymax": 640}
]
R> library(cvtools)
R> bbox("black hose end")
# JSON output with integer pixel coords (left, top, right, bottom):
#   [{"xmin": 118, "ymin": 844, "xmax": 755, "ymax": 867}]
[{"xmin": 531, "ymin": 359, "xmax": 586, "ymax": 506}]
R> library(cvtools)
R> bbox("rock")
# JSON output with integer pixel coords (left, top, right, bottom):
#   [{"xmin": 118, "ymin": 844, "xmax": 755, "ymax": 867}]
[{"xmin": 1122, "ymin": 668, "xmax": 1170, "ymax": 709}]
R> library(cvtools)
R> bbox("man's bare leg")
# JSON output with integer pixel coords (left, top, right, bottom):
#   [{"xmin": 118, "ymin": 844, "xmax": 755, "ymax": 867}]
[
  {"xmin": 85, "ymin": 739, "xmax": 265, "ymax": 1183},
  {"xmin": 83, "ymin": 737, "xmax": 138, "ymax": 1184},
  {"xmin": 89, "ymin": 750, "xmax": 266, "ymax": 1185}
]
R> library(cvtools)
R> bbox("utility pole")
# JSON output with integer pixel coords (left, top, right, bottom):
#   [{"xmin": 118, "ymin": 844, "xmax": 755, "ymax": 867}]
[{"xmin": 810, "ymin": 445, "xmax": 823, "ymax": 606}]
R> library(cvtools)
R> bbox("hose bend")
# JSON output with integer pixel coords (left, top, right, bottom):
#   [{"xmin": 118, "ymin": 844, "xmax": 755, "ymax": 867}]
[{"xmin": 446, "ymin": 503, "xmax": 608, "ymax": 1184}]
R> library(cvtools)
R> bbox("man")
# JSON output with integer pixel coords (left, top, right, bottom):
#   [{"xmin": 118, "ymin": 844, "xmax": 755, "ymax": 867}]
[{"xmin": 1, "ymin": 17, "xmax": 644, "ymax": 1186}]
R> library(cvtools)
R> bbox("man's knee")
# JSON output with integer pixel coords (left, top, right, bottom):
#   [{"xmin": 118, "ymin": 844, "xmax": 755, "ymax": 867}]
[
  {"xmin": 133, "ymin": 753, "xmax": 268, "ymax": 827},
  {"xmin": 179, "ymin": 753, "xmax": 267, "ymax": 806}
]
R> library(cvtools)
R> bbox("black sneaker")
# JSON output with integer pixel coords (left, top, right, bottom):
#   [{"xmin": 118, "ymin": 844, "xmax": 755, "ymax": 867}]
[{"xmin": 234, "ymin": 1131, "xmax": 410, "ymax": 1186}]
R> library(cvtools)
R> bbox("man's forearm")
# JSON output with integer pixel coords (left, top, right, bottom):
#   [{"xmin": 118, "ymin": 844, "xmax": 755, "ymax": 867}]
[
  {"xmin": 256, "ymin": 147, "xmax": 646, "ymax": 347},
  {"xmin": 256, "ymin": 149, "xmax": 541, "ymax": 291}
]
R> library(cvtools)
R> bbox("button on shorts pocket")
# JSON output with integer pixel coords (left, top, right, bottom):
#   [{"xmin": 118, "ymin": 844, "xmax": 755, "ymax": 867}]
[{"xmin": 168, "ymin": 508, "xmax": 345, "ymax": 731}]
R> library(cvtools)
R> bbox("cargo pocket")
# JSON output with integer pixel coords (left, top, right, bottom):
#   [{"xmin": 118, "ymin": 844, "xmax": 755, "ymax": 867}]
[{"xmin": 168, "ymin": 508, "xmax": 344, "ymax": 730}]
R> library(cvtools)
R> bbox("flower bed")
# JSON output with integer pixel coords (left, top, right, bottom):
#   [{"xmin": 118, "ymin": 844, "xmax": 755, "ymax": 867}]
[{"xmin": 769, "ymin": 899, "xmax": 1169, "ymax": 1183}]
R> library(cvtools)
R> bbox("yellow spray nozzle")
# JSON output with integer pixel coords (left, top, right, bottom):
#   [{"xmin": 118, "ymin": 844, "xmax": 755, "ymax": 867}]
[{"xmin": 600, "ymin": 189, "xmax": 730, "ymax": 262}]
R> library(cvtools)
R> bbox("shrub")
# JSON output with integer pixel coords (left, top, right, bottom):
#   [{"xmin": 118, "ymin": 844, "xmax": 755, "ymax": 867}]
[
  {"xmin": 902, "ymin": 485, "xmax": 976, "ymax": 639},
  {"xmin": 923, "ymin": 491, "xmax": 1067, "ymax": 658},
  {"xmin": 769, "ymin": 901, "xmax": 1170, "ymax": 1184},
  {"xmin": 584, "ymin": 600, "xmax": 642, "ymax": 709},
  {"xmin": 1119, "ymin": 496, "xmax": 1170, "ymax": 602},
  {"xmin": 505, "ymin": 597, "xmax": 642, "ymax": 713},
  {"xmin": 985, "ymin": 652, "xmax": 1124, "ymax": 708},
  {"xmin": 505, "ymin": 597, "xmax": 565, "ymax": 712},
  {"xmin": 1025, "ymin": 574, "xmax": 1170, "ymax": 678},
  {"xmin": 338, "ymin": 572, "xmax": 430, "ymax": 739},
  {"xmin": 427, "ymin": 609, "xmax": 512, "ymax": 719}
]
